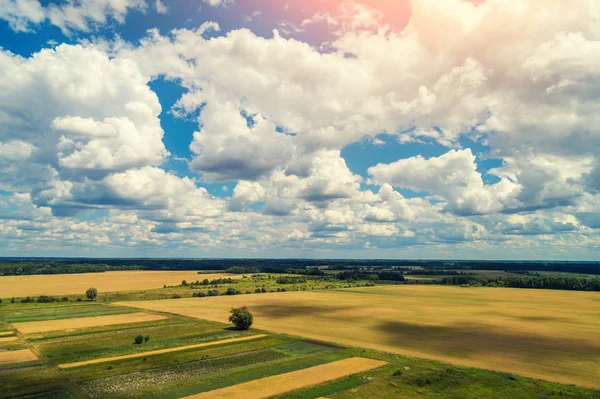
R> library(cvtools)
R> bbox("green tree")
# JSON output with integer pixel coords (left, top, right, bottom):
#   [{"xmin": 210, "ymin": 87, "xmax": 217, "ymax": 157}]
[
  {"xmin": 144, "ymin": 335, "xmax": 149, "ymax": 342},
  {"xmin": 86, "ymin": 287, "xmax": 98, "ymax": 301},
  {"xmin": 229, "ymin": 306, "xmax": 253, "ymax": 330},
  {"xmin": 134, "ymin": 335, "xmax": 144, "ymax": 344}
]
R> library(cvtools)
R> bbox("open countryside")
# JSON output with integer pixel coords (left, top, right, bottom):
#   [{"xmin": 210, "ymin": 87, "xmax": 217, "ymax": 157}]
[
  {"xmin": 119, "ymin": 285, "xmax": 600, "ymax": 389},
  {"xmin": 0, "ymin": 271, "xmax": 240, "ymax": 297},
  {"xmin": 1, "ymin": 260, "xmax": 600, "ymax": 398}
]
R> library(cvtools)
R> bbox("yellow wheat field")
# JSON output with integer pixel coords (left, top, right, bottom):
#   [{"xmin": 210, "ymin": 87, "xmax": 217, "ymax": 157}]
[
  {"xmin": 120, "ymin": 285, "xmax": 600, "ymax": 389},
  {"xmin": 181, "ymin": 357, "xmax": 388, "ymax": 399},
  {"xmin": 0, "ymin": 349, "xmax": 38, "ymax": 365},
  {"xmin": 58, "ymin": 334, "xmax": 268, "ymax": 369},
  {"xmin": 13, "ymin": 312, "xmax": 167, "ymax": 334},
  {"xmin": 0, "ymin": 271, "xmax": 239, "ymax": 297}
]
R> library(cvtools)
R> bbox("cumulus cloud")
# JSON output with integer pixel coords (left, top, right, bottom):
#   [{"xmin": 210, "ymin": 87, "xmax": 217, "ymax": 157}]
[
  {"xmin": 2, "ymin": 0, "xmax": 600, "ymax": 257},
  {"xmin": 369, "ymin": 149, "xmax": 519, "ymax": 215},
  {"xmin": 0, "ymin": 0, "xmax": 147, "ymax": 34}
]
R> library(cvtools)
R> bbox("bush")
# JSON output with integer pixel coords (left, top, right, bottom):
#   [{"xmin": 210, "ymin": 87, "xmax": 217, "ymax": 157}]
[
  {"xmin": 197, "ymin": 291, "xmax": 207, "ymax": 297},
  {"xmin": 86, "ymin": 287, "xmax": 98, "ymax": 301},
  {"xmin": 229, "ymin": 306, "xmax": 253, "ymax": 330},
  {"xmin": 181, "ymin": 280, "xmax": 188, "ymax": 286},
  {"xmin": 76, "ymin": 297, "xmax": 82, "ymax": 302},
  {"xmin": 61, "ymin": 296, "xmax": 69, "ymax": 302},
  {"xmin": 255, "ymin": 288, "xmax": 262, "ymax": 293},
  {"xmin": 10, "ymin": 297, "xmax": 15, "ymax": 303},
  {"xmin": 207, "ymin": 289, "xmax": 219, "ymax": 296},
  {"xmin": 226, "ymin": 287, "xmax": 241, "ymax": 295},
  {"xmin": 144, "ymin": 335, "xmax": 149, "ymax": 342},
  {"xmin": 172, "ymin": 293, "xmax": 181, "ymax": 299},
  {"xmin": 20, "ymin": 296, "xmax": 34, "ymax": 303},
  {"xmin": 37, "ymin": 295, "xmax": 57, "ymax": 303},
  {"xmin": 134, "ymin": 335, "xmax": 144, "ymax": 344}
]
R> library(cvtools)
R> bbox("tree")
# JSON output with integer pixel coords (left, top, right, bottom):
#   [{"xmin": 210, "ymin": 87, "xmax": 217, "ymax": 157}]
[
  {"xmin": 144, "ymin": 335, "xmax": 149, "ymax": 342},
  {"xmin": 134, "ymin": 335, "xmax": 144, "ymax": 344},
  {"xmin": 229, "ymin": 306, "xmax": 253, "ymax": 330},
  {"xmin": 86, "ymin": 287, "xmax": 98, "ymax": 301}
]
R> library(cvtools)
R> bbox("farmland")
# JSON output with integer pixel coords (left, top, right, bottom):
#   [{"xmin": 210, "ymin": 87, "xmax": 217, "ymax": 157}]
[
  {"xmin": 0, "ymin": 270, "xmax": 599, "ymax": 398},
  {"xmin": 0, "ymin": 271, "xmax": 240, "ymax": 297},
  {"xmin": 120, "ymin": 285, "xmax": 600, "ymax": 389}
]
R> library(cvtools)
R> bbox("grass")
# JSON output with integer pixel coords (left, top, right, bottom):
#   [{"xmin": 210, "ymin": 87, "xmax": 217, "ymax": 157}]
[{"xmin": 118, "ymin": 284, "xmax": 600, "ymax": 389}]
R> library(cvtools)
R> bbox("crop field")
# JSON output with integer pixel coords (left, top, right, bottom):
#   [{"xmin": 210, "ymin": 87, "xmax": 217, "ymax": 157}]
[
  {"xmin": 1, "ymin": 283, "xmax": 600, "ymax": 399},
  {"xmin": 0, "ymin": 271, "xmax": 239, "ymax": 297},
  {"xmin": 119, "ymin": 285, "xmax": 600, "ymax": 389}
]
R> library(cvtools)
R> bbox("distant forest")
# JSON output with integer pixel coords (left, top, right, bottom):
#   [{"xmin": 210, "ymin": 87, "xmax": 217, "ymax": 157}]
[{"xmin": 1, "ymin": 258, "xmax": 599, "ymax": 276}]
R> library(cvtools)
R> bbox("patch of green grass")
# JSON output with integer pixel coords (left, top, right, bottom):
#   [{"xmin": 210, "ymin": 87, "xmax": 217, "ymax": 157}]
[
  {"xmin": 62, "ymin": 335, "xmax": 289, "ymax": 381},
  {"xmin": 0, "ymin": 367, "xmax": 67, "ymax": 399},
  {"xmin": 37, "ymin": 319, "xmax": 252, "ymax": 364},
  {"xmin": 2, "ymin": 303, "xmax": 137, "ymax": 323}
]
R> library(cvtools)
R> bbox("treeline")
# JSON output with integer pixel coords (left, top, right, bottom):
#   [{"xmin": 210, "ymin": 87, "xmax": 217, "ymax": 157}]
[
  {"xmin": 336, "ymin": 270, "xmax": 405, "ymax": 282},
  {"xmin": 440, "ymin": 275, "xmax": 600, "ymax": 291},
  {"xmin": 0, "ymin": 261, "xmax": 140, "ymax": 276},
  {"xmin": 403, "ymin": 269, "xmax": 470, "ymax": 276}
]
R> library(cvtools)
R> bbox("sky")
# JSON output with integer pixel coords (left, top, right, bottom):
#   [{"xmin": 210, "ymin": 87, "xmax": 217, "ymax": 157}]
[{"xmin": 0, "ymin": 0, "xmax": 599, "ymax": 259}]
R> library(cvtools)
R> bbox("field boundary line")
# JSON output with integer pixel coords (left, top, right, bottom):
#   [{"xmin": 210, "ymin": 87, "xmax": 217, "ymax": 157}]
[
  {"xmin": 0, "ymin": 331, "xmax": 15, "ymax": 337},
  {"xmin": 58, "ymin": 334, "xmax": 268, "ymax": 369},
  {"xmin": 179, "ymin": 356, "xmax": 388, "ymax": 399}
]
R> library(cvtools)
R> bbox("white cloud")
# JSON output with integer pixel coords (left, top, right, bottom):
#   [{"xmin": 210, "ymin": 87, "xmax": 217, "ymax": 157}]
[
  {"xmin": 369, "ymin": 149, "xmax": 519, "ymax": 215},
  {"xmin": 0, "ymin": 0, "xmax": 147, "ymax": 34},
  {"xmin": 155, "ymin": 0, "xmax": 167, "ymax": 14}
]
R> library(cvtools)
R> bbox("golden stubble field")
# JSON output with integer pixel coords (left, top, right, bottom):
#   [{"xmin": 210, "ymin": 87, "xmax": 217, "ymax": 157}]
[
  {"xmin": 0, "ymin": 271, "xmax": 239, "ymax": 297},
  {"xmin": 119, "ymin": 285, "xmax": 600, "ymax": 389}
]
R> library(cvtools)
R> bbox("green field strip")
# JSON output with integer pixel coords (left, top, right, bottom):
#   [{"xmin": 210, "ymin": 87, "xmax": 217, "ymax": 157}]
[
  {"xmin": 3, "ymin": 305, "xmax": 138, "ymax": 323},
  {"xmin": 39, "ymin": 327, "xmax": 257, "ymax": 364},
  {"xmin": 61, "ymin": 335, "xmax": 291, "ymax": 381},
  {"xmin": 58, "ymin": 334, "xmax": 269, "ymax": 368}
]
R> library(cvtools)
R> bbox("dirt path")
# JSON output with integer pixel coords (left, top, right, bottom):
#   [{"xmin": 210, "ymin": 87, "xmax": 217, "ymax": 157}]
[
  {"xmin": 58, "ymin": 334, "xmax": 268, "ymax": 369},
  {"xmin": 13, "ymin": 312, "xmax": 167, "ymax": 334},
  {"xmin": 180, "ymin": 357, "xmax": 388, "ymax": 399}
]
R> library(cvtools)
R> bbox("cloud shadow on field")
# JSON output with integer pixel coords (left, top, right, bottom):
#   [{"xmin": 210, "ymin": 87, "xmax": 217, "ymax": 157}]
[
  {"xmin": 252, "ymin": 304, "xmax": 352, "ymax": 319},
  {"xmin": 377, "ymin": 320, "xmax": 600, "ymax": 360}
]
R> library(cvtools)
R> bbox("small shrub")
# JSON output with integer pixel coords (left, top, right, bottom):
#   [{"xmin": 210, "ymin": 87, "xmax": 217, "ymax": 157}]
[
  {"xmin": 61, "ymin": 296, "xmax": 69, "ymax": 302},
  {"xmin": 207, "ymin": 289, "xmax": 219, "ymax": 296},
  {"xmin": 20, "ymin": 296, "xmax": 34, "ymax": 303},
  {"xmin": 245, "ymin": 290, "xmax": 252, "ymax": 294},
  {"xmin": 134, "ymin": 335, "xmax": 144, "ymax": 344},
  {"xmin": 255, "ymin": 288, "xmax": 262, "ymax": 293},
  {"xmin": 192, "ymin": 292, "xmax": 197, "ymax": 297},
  {"xmin": 197, "ymin": 291, "xmax": 207, "ymax": 297},
  {"xmin": 10, "ymin": 297, "xmax": 15, "ymax": 303},
  {"xmin": 76, "ymin": 297, "xmax": 82, "ymax": 302},
  {"xmin": 172, "ymin": 293, "xmax": 181, "ymax": 299},
  {"xmin": 107, "ymin": 365, "xmax": 113, "ymax": 370},
  {"xmin": 181, "ymin": 280, "xmax": 188, "ymax": 286},
  {"xmin": 0, "ymin": 298, "xmax": 2, "ymax": 303},
  {"xmin": 229, "ymin": 306, "xmax": 253, "ymax": 330},
  {"xmin": 226, "ymin": 287, "xmax": 237, "ymax": 295},
  {"xmin": 393, "ymin": 369, "xmax": 403, "ymax": 377},
  {"xmin": 144, "ymin": 335, "xmax": 149, "ymax": 342},
  {"xmin": 261, "ymin": 287, "xmax": 267, "ymax": 293}
]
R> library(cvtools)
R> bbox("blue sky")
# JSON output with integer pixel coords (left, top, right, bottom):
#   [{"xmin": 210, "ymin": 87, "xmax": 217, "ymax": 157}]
[{"xmin": 0, "ymin": 0, "xmax": 598, "ymax": 259}]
